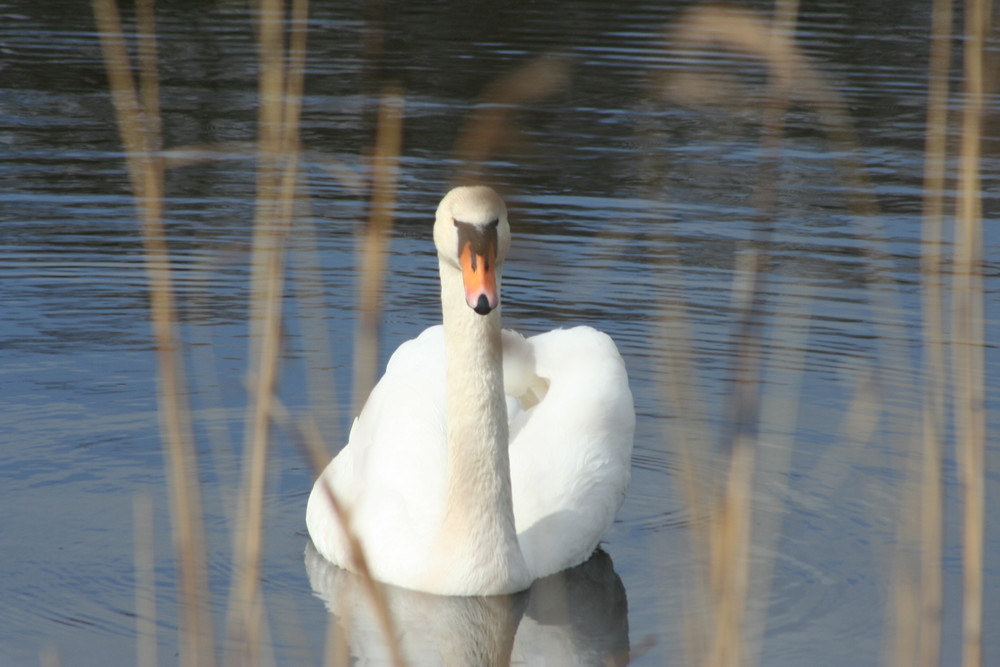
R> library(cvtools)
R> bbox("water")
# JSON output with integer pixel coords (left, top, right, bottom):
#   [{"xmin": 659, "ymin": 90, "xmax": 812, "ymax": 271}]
[{"xmin": 2, "ymin": 0, "xmax": 999, "ymax": 664}]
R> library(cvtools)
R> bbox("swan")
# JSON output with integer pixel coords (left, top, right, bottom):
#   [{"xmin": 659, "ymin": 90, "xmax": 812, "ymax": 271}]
[{"xmin": 305, "ymin": 185, "xmax": 634, "ymax": 596}]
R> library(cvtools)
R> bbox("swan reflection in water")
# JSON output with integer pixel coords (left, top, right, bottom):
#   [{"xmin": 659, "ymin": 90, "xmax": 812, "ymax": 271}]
[{"xmin": 305, "ymin": 542, "xmax": 630, "ymax": 666}]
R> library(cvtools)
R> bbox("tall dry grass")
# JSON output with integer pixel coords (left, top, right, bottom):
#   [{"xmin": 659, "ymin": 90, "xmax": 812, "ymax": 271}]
[
  {"xmin": 658, "ymin": 5, "xmax": 898, "ymax": 666},
  {"xmin": 897, "ymin": 0, "xmax": 952, "ymax": 665},
  {"xmin": 92, "ymin": 0, "xmax": 214, "ymax": 664},
  {"xmin": 657, "ymin": 2, "xmax": 989, "ymax": 667},
  {"xmin": 89, "ymin": 0, "xmax": 990, "ymax": 665},
  {"xmin": 92, "ymin": 0, "xmax": 405, "ymax": 664},
  {"xmin": 953, "ymin": 1, "xmax": 989, "ymax": 665}
]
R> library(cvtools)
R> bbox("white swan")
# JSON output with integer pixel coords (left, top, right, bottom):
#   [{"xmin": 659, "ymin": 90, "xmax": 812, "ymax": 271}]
[{"xmin": 306, "ymin": 185, "xmax": 634, "ymax": 596}]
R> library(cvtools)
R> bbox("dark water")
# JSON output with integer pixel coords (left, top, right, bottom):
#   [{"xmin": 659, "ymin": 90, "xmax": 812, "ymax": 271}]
[{"xmin": 3, "ymin": 0, "xmax": 1000, "ymax": 664}]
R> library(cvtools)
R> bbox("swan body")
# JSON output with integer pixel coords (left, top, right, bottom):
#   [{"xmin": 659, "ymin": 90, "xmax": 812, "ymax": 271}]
[{"xmin": 306, "ymin": 185, "xmax": 634, "ymax": 596}]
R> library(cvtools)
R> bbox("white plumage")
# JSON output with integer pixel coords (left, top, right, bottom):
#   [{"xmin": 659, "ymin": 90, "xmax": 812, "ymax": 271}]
[{"xmin": 306, "ymin": 185, "xmax": 634, "ymax": 595}]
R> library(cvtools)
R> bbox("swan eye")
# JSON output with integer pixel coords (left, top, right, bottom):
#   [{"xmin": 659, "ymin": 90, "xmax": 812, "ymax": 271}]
[{"xmin": 452, "ymin": 218, "xmax": 499, "ymax": 228}]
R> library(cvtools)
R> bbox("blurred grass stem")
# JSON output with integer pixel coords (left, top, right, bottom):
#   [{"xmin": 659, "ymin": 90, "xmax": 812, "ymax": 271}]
[
  {"xmin": 227, "ymin": 0, "xmax": 309, "ymax": 662},
  {"xmin": 270, "ymin": 398, "xmax": 406, "ymax": 667},
  {"xmin": 954, "ymin": 0, "xmax": 989, "ymax": 666},
  {"xmin": 91, "ymin": 0, "xmax": 215, "ymax": 664},
  {"xmin": 911, "ymin": 0, "xmax": 953, "ymax": 664},
  {"xmin": 352, "ymin": 89, "xmax": 404, "ymax": 415}
]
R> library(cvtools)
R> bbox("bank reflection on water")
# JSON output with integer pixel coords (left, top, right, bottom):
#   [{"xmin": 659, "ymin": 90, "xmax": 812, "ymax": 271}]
[{"xmin": 305, "ymin": 543, "xmax": 630, "ymax": 666}]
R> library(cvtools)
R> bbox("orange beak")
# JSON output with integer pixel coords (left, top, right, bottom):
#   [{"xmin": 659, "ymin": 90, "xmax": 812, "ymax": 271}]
[{"xmin": 459, "ymin": 240, "xmax": 499, "ymax": 315}]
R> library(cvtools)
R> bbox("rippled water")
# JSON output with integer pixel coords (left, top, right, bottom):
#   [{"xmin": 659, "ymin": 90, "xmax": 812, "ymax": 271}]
[{"xmin": 3, "ymin": 0, "xmax": 1000, "ymax": 665}]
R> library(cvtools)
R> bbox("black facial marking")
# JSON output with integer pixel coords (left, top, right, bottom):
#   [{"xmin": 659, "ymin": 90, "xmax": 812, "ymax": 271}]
[{"xmin": 454, "ymin": 219, "xmax": 498, "ymax": 263}]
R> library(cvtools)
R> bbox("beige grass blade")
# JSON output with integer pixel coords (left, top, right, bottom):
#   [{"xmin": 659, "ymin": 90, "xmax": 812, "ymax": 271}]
[
  {"xmin": 91, "ymin": 1, "xmax": 215, "ymax": 664},
  {"xmin": 954, "ymin": 1, "xmax": 989, "ymax": 665},
  {"xmin": 226, "ymin": 0, "xmax": 309, "ymax": 661},
  {"xmin": 352, "ymin": 89, "xmax": 405, "ymax": 416}
]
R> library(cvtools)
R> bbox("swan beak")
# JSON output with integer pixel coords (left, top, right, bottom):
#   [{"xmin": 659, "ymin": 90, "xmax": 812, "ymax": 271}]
[{"xmin": 459, "ymin": 240, "xmax": 499, "ymax": 315}]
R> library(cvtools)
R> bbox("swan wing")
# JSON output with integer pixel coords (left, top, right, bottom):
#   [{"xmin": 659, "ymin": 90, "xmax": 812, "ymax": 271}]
[
  {"xmin": 306, "ymin": 326, "xmax": 449, "ymax": 584},
  {"xmin": 508, "ymin": 327, "xmax": 635, "ymax": 579}
]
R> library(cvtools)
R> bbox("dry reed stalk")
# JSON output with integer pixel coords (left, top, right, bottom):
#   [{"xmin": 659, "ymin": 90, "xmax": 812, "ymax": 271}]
[
  {"xmin": 135, "ymin": 0, "xmax": 161, "ymax": 153},
  {"xmin": 352, "ymin": 88, "xmax": 404, "ymax": 416},
  {"xmin": 744, "ymin": 287, "xmax": 811, "ymax": 664},
  {"xmin": 707, "ymin": 435, "xmax": 754, "ymax": 667},
  {"xmin": 663, "ymin": 4, "xmax": 926, "ymax": 665},
  {"xmin": 661, "ymin": 6, "xmax": 811, "ymax": 665},
  {"xmin": 287, "ymin": 196, "xmax": 345, "ymax": 447},
  {"xmin": 91, "ymin": 1, "xmax": 215, "ymax": 665},
  {"xmin": 270, "ymin": 399, "xmax": 406, "ymax": 667},
  {"xmin": 226, "ymin": 0, "xmax": 309, "ymax": 662},
  {"xmin": 94, "ymin": 0, "xmax": 406, "ymax": 662},
  {"xmin": 655, "ymin": 249, "xmax": 753, "ymax": 667},
  {"xmin": 954, "ymin": 1, "xmax": 989, "ymax": 666},
  {"xmin": 452, "ymin": 55, "xmax": 572, "ymax": 183},
  {"xmin": 323, "ymin": 605, "xmax": 351, "ymax": 667},
  {"xmin": 645, "ymin": 18, "xmax": 755, "ymax": 652},
  {"xmin": 673, "ymin": 1, "xmax": 909, "ymax": 382},
  {"xmin": 906, "ymin": 0, "xmax": 954, "ymax": 664},
  {"xmin": 246, "ymin": 0, "xmax": 292, "ymax": 355},
  {"xmin": 655, "ymin": 298, "xmax": 713, "ymax": 663},
  {"xmin": 669, "ymin": 4, "xmax": 891, "ymax": 255},
  {"xmin": 710, "ymin": 4, "xmax": 803, "ymax": 663},
  {"xmin": 134, "ymin": 5, "xmax": 162, "ymax": 666},
  {"xmin": 232, "ymin": 6, "xmax": 406, "ymax": 664},
  {"xmin": 673, "ymin": 3, "xmax": 946, "ymax": 655},
  {"xmin": 705, "ymin": 255, "xmax": 765, "ymax": 667}
]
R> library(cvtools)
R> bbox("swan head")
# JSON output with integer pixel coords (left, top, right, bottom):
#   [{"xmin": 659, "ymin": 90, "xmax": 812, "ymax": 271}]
[{"xmin": 434, "ymin": 186, "xmax": 511, "ymax": 316}]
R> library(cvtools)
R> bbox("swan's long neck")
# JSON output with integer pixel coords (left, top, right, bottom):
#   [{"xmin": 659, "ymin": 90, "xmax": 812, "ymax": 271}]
[{"xmin": 435, "ymin": 259, "xmax": 527, "ymax": 592}]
